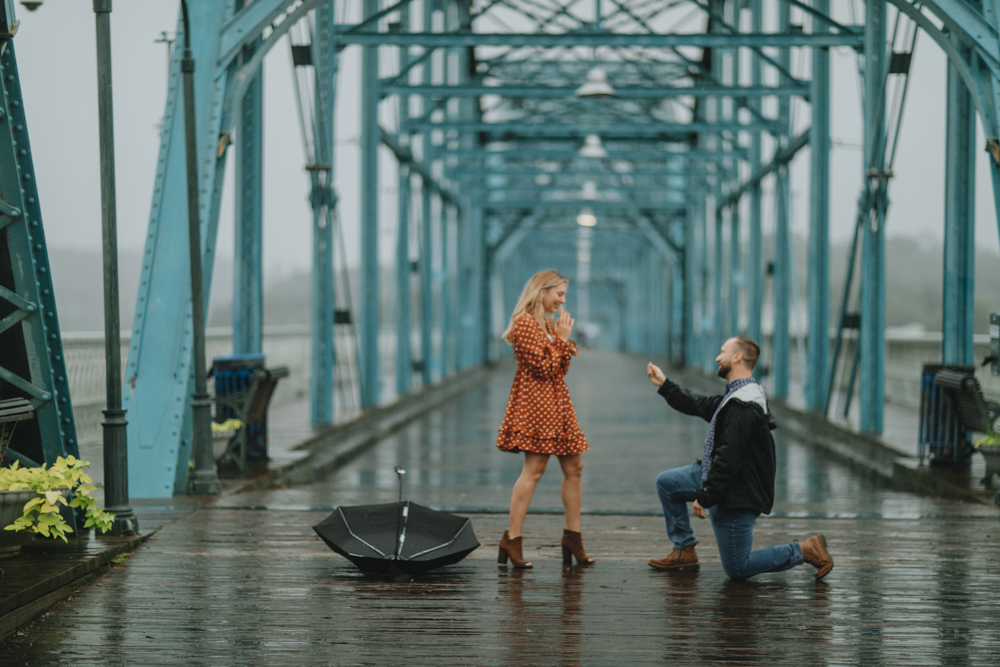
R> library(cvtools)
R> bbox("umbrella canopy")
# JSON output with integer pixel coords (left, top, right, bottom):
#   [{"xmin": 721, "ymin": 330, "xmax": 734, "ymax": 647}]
[{"xmin": 313, "ymin": 501, "xmax": 480, "ymax": 575}]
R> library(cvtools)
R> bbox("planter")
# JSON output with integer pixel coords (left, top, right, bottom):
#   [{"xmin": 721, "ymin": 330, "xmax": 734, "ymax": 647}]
[
  {"xmin": 979, "ymin": 445, "xmax": 1000, "ymax": 486},
  {"xmin": 0, "ymin": 489, "xmax": 39, "ymax": 558}
]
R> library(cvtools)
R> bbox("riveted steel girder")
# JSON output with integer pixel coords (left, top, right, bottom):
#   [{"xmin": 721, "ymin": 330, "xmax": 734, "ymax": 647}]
[
  {"xmin": 0, "ymin": 39, "xmax": 80, "ymax": 467},
  {"xmin": 335, "ymin": 31, "xmax": 864, "ymax": 49}
]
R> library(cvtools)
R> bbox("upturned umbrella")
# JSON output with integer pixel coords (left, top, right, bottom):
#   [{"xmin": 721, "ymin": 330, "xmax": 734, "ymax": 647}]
[{"xmin": 313, "ymin": 467, "xmax": 479, "ymax": 576}]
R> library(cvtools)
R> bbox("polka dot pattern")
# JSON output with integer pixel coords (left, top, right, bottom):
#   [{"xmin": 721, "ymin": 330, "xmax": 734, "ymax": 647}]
[{"xmin": 496, "ymin": 314, "xmax": 589, "ymax": 456}]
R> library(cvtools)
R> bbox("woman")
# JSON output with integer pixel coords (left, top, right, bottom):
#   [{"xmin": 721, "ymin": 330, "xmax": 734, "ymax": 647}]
[{"xmin": 496, "ymin": 270, "xmax": 593, "ymax": 568}]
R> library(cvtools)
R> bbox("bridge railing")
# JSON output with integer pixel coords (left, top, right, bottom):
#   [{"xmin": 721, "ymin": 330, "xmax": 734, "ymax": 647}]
[
  {"xmin": 64, "ymin": 327, "xmax": 313, "ymax": 445},
  {"xmin": 63, "ymin": 329, "xmax": 1000, "ymax": 445},
  {"xmin": 767, "ymin": 332, "xmax": 1000, "ymax": 412}
]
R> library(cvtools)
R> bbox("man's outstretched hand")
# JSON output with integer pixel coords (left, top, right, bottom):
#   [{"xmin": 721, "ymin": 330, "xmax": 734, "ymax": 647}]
[
  {"xmin": 692, "ymin": 499, "xmax": 707, "ymax": 519},
  {"xmin": 647, "ymin": 362, "xmax": 666, "ymax": 387}
]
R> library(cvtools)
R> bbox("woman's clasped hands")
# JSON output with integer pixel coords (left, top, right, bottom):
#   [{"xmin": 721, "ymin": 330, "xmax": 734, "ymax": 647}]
[{"xmin": 554, "ymin": 310, "xmax": 574, "ymax": 341}]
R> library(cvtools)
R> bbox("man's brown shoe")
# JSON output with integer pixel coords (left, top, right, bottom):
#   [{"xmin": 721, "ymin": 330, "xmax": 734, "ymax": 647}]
[
  {"xmin": 648, "ymin": 546, "xmax": 699, "ymax": 570},
  {"xmin": 799, "ymin": 534, "xmax": 833, "ymax": 579}
]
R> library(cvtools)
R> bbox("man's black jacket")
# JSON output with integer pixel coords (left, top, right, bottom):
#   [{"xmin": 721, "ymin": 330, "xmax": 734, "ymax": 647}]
[{"xmin": 657, "ymin": 378, "xmax": 778, "ymax": 514}]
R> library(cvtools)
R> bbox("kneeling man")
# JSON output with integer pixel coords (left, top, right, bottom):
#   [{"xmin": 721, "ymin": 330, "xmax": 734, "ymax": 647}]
[{"xmin": 646, "ymin": 336, "xmax": 833, "ymax": 580}]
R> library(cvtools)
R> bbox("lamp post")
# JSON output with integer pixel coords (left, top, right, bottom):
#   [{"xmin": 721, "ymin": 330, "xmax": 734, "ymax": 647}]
[
  {"xmin": 92, "ymin": 0, "xmax": 136, "ymax": 534},
  {"xmin": 179, "ymin": 0, "xmax": 220, "ymax": 494}
]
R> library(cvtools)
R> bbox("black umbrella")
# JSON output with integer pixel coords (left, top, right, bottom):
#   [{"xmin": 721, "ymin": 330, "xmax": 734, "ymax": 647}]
[{"xmin": 313, "ymin": 467, "xmax": 480, "ymax": 576}]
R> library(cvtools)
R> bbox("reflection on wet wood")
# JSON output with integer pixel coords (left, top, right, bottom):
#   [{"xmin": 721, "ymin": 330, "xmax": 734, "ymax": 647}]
[{"xmin": 3, "ymin": 510, "xmax": 1000, "ymax": 665}]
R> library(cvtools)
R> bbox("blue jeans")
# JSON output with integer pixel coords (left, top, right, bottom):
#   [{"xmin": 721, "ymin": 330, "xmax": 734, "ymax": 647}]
[{"xmin": 655, "ymin": 464, "xmax": 804, "ymax": 580}]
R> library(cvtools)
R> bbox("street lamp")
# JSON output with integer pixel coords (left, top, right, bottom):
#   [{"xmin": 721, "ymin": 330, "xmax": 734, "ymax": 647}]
[
  {"xmin": 92, "ymin": 0, "xmax": 136, "ymax": 534},
  {"xmin": 578, "ymin": 134, "xmax": 607, "ymax": 158},
  {"xmin": 575, "ymin": 66, "xmax": 616, "ymax": 98},
  {"xmin": 179, "ymin": 0, "xmax": 221, "ymax": 495}
]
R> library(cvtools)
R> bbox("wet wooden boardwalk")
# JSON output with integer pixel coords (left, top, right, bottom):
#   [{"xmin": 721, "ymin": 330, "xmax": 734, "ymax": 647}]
[{"xmin": 3, "ymin": 353, "xmax": 1000, "ymax": 665}]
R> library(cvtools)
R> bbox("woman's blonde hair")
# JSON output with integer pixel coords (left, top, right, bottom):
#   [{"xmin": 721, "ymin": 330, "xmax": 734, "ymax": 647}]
[{"xmin": 502, "ymin": 270, "xmax": 568, "ymax": 345}]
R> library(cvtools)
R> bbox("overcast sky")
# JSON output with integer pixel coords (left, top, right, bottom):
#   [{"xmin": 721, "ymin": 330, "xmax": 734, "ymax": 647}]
[{"xmin": 10, "ymin": 1, "xmax": 1000, "ymax": 288}]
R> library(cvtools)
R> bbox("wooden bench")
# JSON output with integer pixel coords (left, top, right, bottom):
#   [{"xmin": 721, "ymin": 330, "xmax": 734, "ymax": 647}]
[
  {"xmin": 212, "ymin": 366, "xmax": 289, "ymax": 472},
  {"xmin": 0, "ymin": 398, "xmax": 34, "ymax": 467},
  {"xmin": 933, "ymin": 369, "xmax": 1000, "ymax": 483}
]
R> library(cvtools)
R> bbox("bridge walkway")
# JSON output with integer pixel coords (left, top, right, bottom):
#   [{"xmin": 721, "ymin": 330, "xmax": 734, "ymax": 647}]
[{"xmin": 3, "ymin": 352, "xmax": 999, "ymax": 665}]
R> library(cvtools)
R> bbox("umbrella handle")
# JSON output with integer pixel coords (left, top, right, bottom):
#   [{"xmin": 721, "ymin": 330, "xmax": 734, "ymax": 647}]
[{"xmin": 394, "ymin": 466, "xmax": 406, "ymax": 504}]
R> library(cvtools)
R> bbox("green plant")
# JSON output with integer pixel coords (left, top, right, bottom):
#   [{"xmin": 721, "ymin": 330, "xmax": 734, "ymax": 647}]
[
  {"xmin": 1, "ymin": 456, "xmax": 115, "ymax": 541},
  {"xmin": 974, "ymin": 430, "xmax": 1000, "ymax": 448}
]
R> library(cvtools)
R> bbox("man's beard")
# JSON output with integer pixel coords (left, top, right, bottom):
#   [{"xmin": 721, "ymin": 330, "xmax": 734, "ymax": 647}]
[{"xmin": 716, "ymin": 362, "xmax": 731, "ymax": 379}]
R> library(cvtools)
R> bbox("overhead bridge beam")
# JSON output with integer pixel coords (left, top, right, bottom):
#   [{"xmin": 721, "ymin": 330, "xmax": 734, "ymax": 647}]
[
  {"xmin": 379, "ymin": 128, "xmax": 460, "ymax": 206},
  {"xmin": 412, "ymin": 121, "xmax": 778, "ymax": 136},
  {"xmin": 483, "ymin": 200, "xmax": 691, "ymax": 211},
  {"xmin": 443, "ymin": 149, "xmax": 748, "ymax": 160},
  {"xmin": 335, "ymin": 31, "xmax": 864, "ymax": 49},
  {"xmin": 716, "ymin": 129, "xmax": 810, "ymax": 210},
  {"xmin": 385, "ymin": 84, "xmax": 811, "ymax": 99}
]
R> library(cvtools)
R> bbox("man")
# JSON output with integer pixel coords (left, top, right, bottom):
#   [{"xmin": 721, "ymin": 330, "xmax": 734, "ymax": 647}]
[{"xmin": 645, "ymin": 336, "xmax": 833, "ymax": 581}]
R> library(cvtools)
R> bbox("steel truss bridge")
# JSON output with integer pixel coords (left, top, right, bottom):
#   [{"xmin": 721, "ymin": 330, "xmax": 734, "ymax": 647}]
[{"xmin": 1, "ymin": 0, "xmax": 998, "ymax": 497}]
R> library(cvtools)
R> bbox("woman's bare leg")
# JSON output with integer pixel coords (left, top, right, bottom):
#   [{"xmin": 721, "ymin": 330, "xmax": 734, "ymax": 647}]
[
  {"xmin": 509, "ymin": 452, "xmax": 549, "ymax": 539},
  {"xmin": 557, "ymin": 454, "xmax": 584, "ymax": 532}
]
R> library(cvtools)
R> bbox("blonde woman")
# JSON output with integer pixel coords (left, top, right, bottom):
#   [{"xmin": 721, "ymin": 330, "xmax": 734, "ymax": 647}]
[{"xmin": 496, "ymin": 269, "xmax": 593, "ymax": 568}]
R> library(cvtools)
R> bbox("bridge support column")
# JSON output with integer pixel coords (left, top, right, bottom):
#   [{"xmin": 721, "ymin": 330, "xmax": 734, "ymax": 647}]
[
  {"xmin": 860, "ymin": 0, "xmax": 888, "ymax": 433},
  {"xmin": 747, "ymin": 0, "xmax": 763, "ymax": 345},
  {"xmin": 771, "ymin": 0, "xmax": 792, "ymax": 399},
  {"xmin": 360, "ymin": 0, "xmax": 380, "ymax": 408},
  {"xmin": 310, "ymin": 3, "xmax": 337, "ymax": 425},
  {"xmin": 807, "ymin": 0, "xmax": 830, "ymax": 411},
  {"xmin": 942, "ymin": 36, "xmax": 976, "ymax": 366},
  {"xmin": 233, "ymin": 42, "xmax": 263, "ymax": 356}
]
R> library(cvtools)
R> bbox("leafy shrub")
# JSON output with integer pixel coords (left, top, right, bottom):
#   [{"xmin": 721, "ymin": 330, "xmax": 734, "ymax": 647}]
[{"xmin": 1, "ymin": 456, "xmax": 115, "ymax": 541}]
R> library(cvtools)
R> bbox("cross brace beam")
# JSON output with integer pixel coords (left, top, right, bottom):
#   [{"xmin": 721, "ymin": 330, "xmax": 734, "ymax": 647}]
[{"xmin": 335, "ymin": 31, "xmax": 864, "ymax": 49}]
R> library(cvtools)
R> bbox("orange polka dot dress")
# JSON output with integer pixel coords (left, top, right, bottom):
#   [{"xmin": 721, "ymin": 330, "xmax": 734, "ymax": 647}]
[{"xmin": 496, "ymin": 314, "xmax": 589, "ymax": 456}]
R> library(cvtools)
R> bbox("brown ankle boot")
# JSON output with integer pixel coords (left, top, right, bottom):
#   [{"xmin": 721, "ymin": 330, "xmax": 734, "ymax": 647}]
[
  {"xmin": 561, "ymin": 529, "xmax": 595, "ymax": 565},
  {"xmin": 799, "ymin": 534, "xmax": 833, "ymax": 579},
  {"xmin": 648, "ymin": 546, "xmax": 699, "ymax": 571},
  {"xmin": 498, "ymin": 531, "xmax": 532, "ymax": 568}
]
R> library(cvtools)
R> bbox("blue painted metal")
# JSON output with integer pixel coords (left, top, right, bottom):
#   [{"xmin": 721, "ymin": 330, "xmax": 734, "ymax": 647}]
[
  {"xmin": 683, "ymin": 205, "xmax": 697, "ymax": 366},
  {"xmin": 419, "ymin": 173, "xmax": 434, "ymax": 386},
  {"xmin": 942, "ymin": 34, "xmax": 976, "ymax": 366},
  {"xmin": 359, "ymin": 0, "xmax": 380, "ymax": 409},
  {"xmin": 770, "ymin": 0, "xmax": 792, "ymax": 399},
  {"xmin": 860, "ymin": 0, "xmax": 888, "ymax": 433},
  {"xmin": 124, "ymin": 1, "xmax": 235, "ymax": 498},
  {"xmin": 395, "ymin": 7, "xmax": 413, "ymax": 397},
  {"xmin": 745, "ymin": 0, "xmax": 764, "ymax": 347},
  {"xmin": 233, "ymin": 39, "xmax": 263, "ymax": 356},
  {"xmin": 0, "ymin": 36, "xmax": 80, "ymax": 466},
  {"xmin": 713, "ymin": 208, "xmax": 724, "ymax": 355},
  {"xmin": 309, "ymin": 3, "xmax": 337, "ymax": 425},
  {"xmin": 807, "ymin": 0, "xmax": 831, "ymax": 411},
  {"xmin": 382, "ymin": 84, "xmax": 812, "ymax": 98},
  {"xmin": 334, "ymin": 31, "xmax": 865, "ymax": 49}
]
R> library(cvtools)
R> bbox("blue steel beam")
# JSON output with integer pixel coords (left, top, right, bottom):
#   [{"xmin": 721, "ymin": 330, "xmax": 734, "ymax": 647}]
[
  {"xmin": 443, "ymin": 149, "xmax": 750, "ymax": 160},
  {"xmin": 334, "ymin": 30, "xmax": 865, "ymax": 48},
  {"xmin": 408, "ymin": 121, "xmax": 779, "ymax": 135},
  {"xmin": 233, "ymin": 40, "xmax": 263, "ymax": 356},
  {"xmin": 771, "ymin": 0, "xmax": 792, "ymax": 399},
  {"xmin": 395, "ymin": 7, "xmax": 413, "ymax": 397},
  {"xmin": 419, "ymin": 0, "xmax": 435, "ymax": 387},
  {"xmin": 0, "ymin": 38, "xmax": 80, "ymax": 466},
  {"xmin": 218, "ymin": 0, "xmax": 324, "ymax": 68},
  {"xmin": 747, "ymin": 0, "xmax": 764, "ymax": 344},
  {"xmin": 359, "ymin": 0, "xmax": 379, "ymax": 409},
  {"xmin": 124, "ymin": 1, "xmax": 235, "ymax": 497},
  {"xmin": 384, "ymin": 84, "xmax": 812, "ymax": 98},
  {"xmin": 942, "ymin": 33, "xmax": 976, "ymax": 366},
  {"xmin": 481, "ymin": 200, "xmax": 691, "ymax": 211},
  {"xmin": 310, "ymin": 3, "xmax": 337, "ymax": 425},
  {"xmin": 860, "ymin": 0, "xmax": 888, "ymax": 434},
  {"xmin": 807, "ymin": 0, "xmax": 831, "ymax": 412}
]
